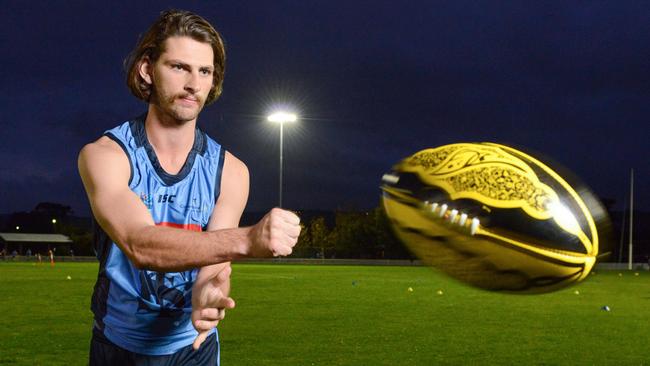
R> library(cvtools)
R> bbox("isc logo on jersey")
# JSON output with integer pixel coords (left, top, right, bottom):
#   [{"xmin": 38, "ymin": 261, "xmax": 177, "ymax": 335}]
[{"xmin": 158, "ymin": 194, "xmax": 176, "ymax": 203}]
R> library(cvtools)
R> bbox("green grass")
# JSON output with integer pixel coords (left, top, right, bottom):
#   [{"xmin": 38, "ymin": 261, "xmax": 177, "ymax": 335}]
[{"xmin": 0, "ymin": 262, "xmax": 648, "ymax": 365}]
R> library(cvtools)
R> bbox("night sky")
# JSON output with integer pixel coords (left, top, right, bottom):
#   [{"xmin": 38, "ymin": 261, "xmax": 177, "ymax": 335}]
[{"xmin": 1, "ymin": 1, "xmax": 648, "ymax": 217}]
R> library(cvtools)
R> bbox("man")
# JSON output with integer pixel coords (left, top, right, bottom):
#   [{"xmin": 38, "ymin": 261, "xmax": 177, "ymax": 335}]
[{"xmin": 78, "ymin": 10, "xmax": 301, "ymax": 365}]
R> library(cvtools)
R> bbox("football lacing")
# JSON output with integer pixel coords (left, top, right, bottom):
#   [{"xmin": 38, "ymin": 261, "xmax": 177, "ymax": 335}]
[{"xmin": 422, "ymin": 201, "xmax": 480, "ymax": 235}]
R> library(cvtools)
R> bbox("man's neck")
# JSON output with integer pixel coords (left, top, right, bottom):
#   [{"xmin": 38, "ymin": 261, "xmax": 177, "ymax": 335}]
[{"xmin": 144, "ymin": 105, "xmax": 197, "ymax": 174}]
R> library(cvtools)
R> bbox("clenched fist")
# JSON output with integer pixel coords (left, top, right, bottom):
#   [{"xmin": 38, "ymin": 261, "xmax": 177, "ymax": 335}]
[{"xmin": 248, "ymin": 208, "xmax": 301, "ymax": 257}]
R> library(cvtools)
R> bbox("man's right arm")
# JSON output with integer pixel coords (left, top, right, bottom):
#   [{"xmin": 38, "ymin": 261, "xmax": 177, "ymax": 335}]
[{"xmin": 78, "ymin": 137, "xmax": 300, "ymax": 272}]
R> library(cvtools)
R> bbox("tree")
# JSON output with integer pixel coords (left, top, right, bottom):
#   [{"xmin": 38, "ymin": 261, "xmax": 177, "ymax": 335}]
[
  {"xmin": 33, "ymin": 202, "xmax": 73, "ymax": 218},
  {"xmin": 331, "ymin": 211, "xmax": 368, "ymax": 258},
  {"xmin": 368, "ymin": 206, "xmax": 411, "ymax": 259},
  {"xmin": 289, "ymin": 205, "xmax": 413, "ymax": 259},
  {"xmin": 309, "ymin": 217, "xmax": 335, "ymax": 259}
]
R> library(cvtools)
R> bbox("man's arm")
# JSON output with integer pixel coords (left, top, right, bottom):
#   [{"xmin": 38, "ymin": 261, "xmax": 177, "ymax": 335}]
[
  {"xmin": 78, "ymin": 136, "xmax": 300, "ymax": 272},
  {"xmin": 193, "ymin": 150, "xmax": 250, "ymax": 309},
  {"xmin": 193, "ymin": 150, "xmax": 249, "ymax": 298},
  {"xmin": 191, "ymin": 152, "xmax": 249, "ymax": 349}
]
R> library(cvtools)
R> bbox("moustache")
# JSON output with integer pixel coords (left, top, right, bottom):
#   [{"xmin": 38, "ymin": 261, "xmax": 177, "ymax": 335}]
[{"xmin": 173, "ymin": 93, "xmax": 202, "ymax": 104}]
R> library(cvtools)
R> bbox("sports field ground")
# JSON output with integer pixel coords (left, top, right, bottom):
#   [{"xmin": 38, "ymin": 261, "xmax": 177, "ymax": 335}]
[{"xmin": 0, "ymin": 262, "xmax": 648, "ymax": 365}]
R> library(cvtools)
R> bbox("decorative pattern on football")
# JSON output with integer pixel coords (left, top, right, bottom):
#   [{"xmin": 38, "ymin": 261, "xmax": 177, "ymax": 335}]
[{"xmin": 381, "ymin": 142, "xmax": 611, "ymax": 294}]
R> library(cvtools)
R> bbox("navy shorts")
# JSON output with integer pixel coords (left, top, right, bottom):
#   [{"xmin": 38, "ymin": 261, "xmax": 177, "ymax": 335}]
[{"xmin": 89, "ymin": 328, "xmax": 220, "ymax": 366}]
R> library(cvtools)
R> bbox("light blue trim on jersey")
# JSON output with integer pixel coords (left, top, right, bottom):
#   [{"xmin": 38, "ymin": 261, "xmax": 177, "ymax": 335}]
[{"xmin": 92, "ymin": 117, "xmax": 225, "ymax": 355}]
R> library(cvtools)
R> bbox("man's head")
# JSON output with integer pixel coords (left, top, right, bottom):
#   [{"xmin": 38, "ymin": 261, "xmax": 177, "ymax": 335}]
[{"xmin": 125, "ymin": 10, "xmax": 226, "ymax": 120}]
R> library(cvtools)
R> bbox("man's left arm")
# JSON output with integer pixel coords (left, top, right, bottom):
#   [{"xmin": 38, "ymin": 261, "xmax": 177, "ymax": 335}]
[{"xmin": 192, "ymin": 151, "xmax": 250, "ymax": 350}]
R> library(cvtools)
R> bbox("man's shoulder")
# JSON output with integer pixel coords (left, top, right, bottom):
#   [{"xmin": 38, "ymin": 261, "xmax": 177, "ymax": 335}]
[
  {"xmin": 223, "ymin": 151, "xmax": 249, "ymax": 181},
  {"xmin": 201, "ymin": 132, "xmax": 246, "ymax": 170},
  {"xmin": 78, "ymin": 135, "xmax": 129, "ymax": 168},
  {"xmin": 81, "ymin": 118, "xmax": 140, "ymax": 158},
  {"xmin": 201, "ymin": 130, "xmax": 224, "ymax": 152},
  {"xmin": 78, "ymin": 134, "xmax": 132, "ymax": 189},
  {"xmin": 81, "ymin": 135, "xmax": 124, "ymax": 154},
  {"xmin": 104, "ymin": 120, "xmax": 134, "ymax": 136},
  {"xmin": 224, "ymin": 151, "xmax": 246, "ymax": 168}
]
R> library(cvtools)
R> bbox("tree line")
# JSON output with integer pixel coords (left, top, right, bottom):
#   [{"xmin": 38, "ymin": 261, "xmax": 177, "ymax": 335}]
[
  {"xmin": 292, "ymin": 207, "xmax": 411, "ymax": 259},
  {"xmin": 3, "ymin": 203, "xmax": 412, "ymax": 259}
]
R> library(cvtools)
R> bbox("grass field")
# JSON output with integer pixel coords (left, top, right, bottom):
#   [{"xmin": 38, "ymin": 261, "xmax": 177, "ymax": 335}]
[{"xmin": 0, "ymin": 262, "xmax": 648, "ymax": 365}]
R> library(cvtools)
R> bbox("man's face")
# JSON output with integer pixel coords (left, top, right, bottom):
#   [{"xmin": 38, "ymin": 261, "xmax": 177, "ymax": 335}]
[{"xmin": 146, "ymin": 36, "xmax": 214, "ymax": 123}]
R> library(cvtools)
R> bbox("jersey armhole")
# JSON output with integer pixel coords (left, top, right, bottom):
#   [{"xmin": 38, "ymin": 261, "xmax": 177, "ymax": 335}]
[
  {"xmin": 104, "ymin": 132, "xmax": 134, "ymax": 186},
  {"xmin": 214, "ymin": 148, "xmax": 226, "ymax": 201}
]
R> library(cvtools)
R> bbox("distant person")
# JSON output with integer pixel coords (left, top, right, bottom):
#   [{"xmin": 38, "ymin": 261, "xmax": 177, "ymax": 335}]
[
  {"xmin": 69, "ymin": 249, "xmax": 74, "ymax": 257},
  {"xmin": 48, "ymin": 249, "xmax": 54, "ymax": 267},
  {"xmin": 11, "ymin": 250, "xmax": 17, "ymax": 260},
  {"xmin": 37, "ymin": 252, "xmax": 42, "ymax": 264},
  {"xmin": 26, "ymin": 248, "xmax": 32, "ymax": 257},
  {"xmin": 77, "ymin": 9, "xmax": 300, "ymax": 366}
]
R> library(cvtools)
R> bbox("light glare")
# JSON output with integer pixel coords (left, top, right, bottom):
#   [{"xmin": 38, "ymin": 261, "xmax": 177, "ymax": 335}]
[
  {"xmin": 547, "ymin": 201, "xmax": 581, "ymax": 236},
  {"xmin": 267, "ymin": 112, "xmax": 297, "ymax": 123}
]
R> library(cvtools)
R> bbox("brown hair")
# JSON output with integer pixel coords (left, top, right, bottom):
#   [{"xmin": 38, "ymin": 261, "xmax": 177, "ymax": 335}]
[{"xmin": 124, "ymin": 9, "xmax": 226, "ymax": 105}]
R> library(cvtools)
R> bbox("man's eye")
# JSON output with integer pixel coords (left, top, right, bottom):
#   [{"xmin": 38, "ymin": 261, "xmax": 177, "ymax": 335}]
[
  {"xmin": 172, "ymin": 64, "xmax": 183, "ymax": 70},
  {"xmin": 200, "ymin": 69, "xmax": 212, "ymax": 75}
]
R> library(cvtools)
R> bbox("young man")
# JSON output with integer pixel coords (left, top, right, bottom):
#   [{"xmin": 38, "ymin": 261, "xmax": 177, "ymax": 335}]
[{"xmin": 78, "ymin": 10, "xmax": 301, "ymax": 365}]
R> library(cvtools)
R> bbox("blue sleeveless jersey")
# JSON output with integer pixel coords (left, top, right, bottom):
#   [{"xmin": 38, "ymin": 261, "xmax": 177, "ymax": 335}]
[{"xmin": 91, "ymin": 116, "xmax": 225, "ymax": 355}]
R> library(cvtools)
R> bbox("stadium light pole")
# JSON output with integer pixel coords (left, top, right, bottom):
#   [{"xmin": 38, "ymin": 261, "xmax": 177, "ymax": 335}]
[
  {"xmin": 628, "ymin": 168, "xmax": 634, "ymax": 270},
  {"xmin": 267, "ymin": 111, "xmax": 297, "ymax": 208}
]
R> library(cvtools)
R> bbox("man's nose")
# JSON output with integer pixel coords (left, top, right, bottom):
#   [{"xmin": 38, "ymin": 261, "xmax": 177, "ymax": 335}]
[{"xmin": 184, "ymin": 71, "xmax": 201, "ymax": 94}]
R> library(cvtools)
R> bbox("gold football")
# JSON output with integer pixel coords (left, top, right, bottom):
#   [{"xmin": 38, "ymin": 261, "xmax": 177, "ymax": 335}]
[{"xmin": 381, "ymin": 142, "xmax": 611, "ymax": 294}]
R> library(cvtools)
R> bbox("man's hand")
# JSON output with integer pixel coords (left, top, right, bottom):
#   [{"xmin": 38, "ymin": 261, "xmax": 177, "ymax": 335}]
[
  {"xmin": 248, "ymin": 208, "xmax": 301, "ymax": 257},
  {"xmin": 191, "ymin": 265, "xmax": 235, "ymax": 350}
]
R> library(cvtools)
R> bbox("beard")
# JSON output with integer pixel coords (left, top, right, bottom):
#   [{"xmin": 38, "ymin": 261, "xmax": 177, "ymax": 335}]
[{"xmin": 150, "ymin": 86, "xmax": 206, "ymax": 125}]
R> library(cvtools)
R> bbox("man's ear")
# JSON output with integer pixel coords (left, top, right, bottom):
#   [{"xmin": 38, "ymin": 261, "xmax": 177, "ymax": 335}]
[{"xmin": 138, "ymin": 57, "xmax": 153, "ymax": 85}]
